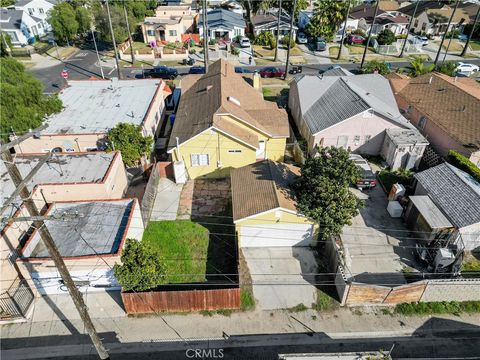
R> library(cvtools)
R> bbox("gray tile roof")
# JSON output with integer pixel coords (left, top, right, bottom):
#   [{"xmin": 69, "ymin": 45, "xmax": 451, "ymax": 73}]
[
  {"xmin": 414, "ymin": 163, "xmax": 480, "ymax": 228},
  {"xmin": 0, "ymin": 8, "xmax": 23, "ymax": 30},
  {"xmin": 198, "ymin": 8, "xmax": 245, "ymax": 29},
  {"xmin": 303, "ymin": 79, "xmax": 370, "ymax": 134},
  {"xmin": 322, "ymin": 67, "xmax": 354, "ymax": 77},
  {"xmin": 293, "ymin": 74, "xmax": 414, "ymax": 135}
]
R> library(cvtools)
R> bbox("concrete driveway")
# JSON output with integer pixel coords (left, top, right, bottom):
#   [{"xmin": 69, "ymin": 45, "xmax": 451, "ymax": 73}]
[{"xmin": 242, "ymin": 247, "xmax": 318, "ymax": 310}]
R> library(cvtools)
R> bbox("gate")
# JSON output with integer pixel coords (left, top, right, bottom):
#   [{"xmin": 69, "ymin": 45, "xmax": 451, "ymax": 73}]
[{"xmin": 0, "ymin": 279, "xmax": 34, "ymax": 320}]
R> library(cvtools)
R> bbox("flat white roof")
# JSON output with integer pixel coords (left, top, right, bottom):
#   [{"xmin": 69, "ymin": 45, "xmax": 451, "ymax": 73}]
[{"xmin": 42, "ymin": 79, "xmax": 162, "ymax": 135}]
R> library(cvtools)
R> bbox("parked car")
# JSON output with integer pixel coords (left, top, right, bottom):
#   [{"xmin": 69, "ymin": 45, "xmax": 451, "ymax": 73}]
[
  {"xmin": 413, "ymin": 35, "xmax": 429, "ymax": 46},
  {"xmin": 346, "ymin": 34, "xmax": 365, "ymax": 45},
  {"xmin": 143, "ymin": 66, "xmax": 178, "ymax": 79},
  {"xmin": 315, "ymin": 37, "xmax": 327, "ymax": 51},
  {"xmin": 234, "ymin": 66, "xmax": 254, "ymax": 73},
  {"xmin": 297, "ymin": 32, "xmax": 308, "ymax": 44},
  {"xmin": 457, "ymin": 34, "xmax": 468, "ymax": 41},
  {"xmin": 258, "ymin": 66, "xmax": 286, "ymax": 78},
  {"xmin": 455, "ymin": 62, "xmax": 479, "ymax": 73},
  {"xmin": 239, "ymin": 37, "xmax": 251, "ymax": 48},
  {"xmin": 349, "ymin": 154, "xmax": 377, "ymax": 189},
  {"xmin": 182, "ymin": 57, "xmax": 195, "ymax": 65},
  {"xmin": 289, "ymin": 65, "xmax": 303, "ymax": 74},
  {"xmin": 189, "ymin": 66, "xmax": 205, "ymax": 74}
]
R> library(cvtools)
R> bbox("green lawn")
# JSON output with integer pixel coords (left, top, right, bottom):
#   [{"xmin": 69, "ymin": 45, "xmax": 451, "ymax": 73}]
[
  {"xmin": 142, "ymin": 221, "xmax": 209, "ymax": 284},
  {"xmin": 470, "ymin": 40, "xmax": 480, "ymax": 51},
  {"xmin": 253, "ymin": 45, "xmax": 275, "ymax": 58},
  {"xmin": 462, "ymin": 256, "xmax": 480, "ymax": 272},
  {"xmin": 395, "ymin": 301, "xmax": 480, "ymax": 315}
]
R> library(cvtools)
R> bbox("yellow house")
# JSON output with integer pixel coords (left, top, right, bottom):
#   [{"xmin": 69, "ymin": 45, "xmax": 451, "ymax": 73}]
[
  {"xmin": 231, "ymin": 160, "xmax": 317, "ymax": 248},
  {"xmin": 168, "ymin": 59, "xmax": 289, "ymax": 180}
]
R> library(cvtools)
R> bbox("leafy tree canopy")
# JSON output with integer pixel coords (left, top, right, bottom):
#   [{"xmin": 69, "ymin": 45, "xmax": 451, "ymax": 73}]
[
  {"xmin": 306, "ymin": 0, "xmax": 348, "ymax": 40},
  {"xmin": 1, "ymin": 33, "xmax": 12, "ymax": 57},
  {"xmin": 114, "ymin": 239, "xmax": 166, "ymax": 292},
  {"xmin": 0, "ymin": 0, "xmax": 14, "ymax": 6},
  {"xmin": 280, "ymin": 34, "xmax": 296, "ymax": 48},
  {"xmin": 0, "ymin": 58, "xmax": 62, "ymax": 141},
  {"xmin": 92, "ymin": 2, "xmax": 136, "ymax": 43},
  {"xmin": 377, "ymin": 29, "xmax": 396, "ymax": 45},
  {"xmin": 435, "ymin": 61, "xmax": 457, "ymax": 77},
  {"xmin": 48, "ymin": 2, "xmax": 79, "ymax": 43},
  {"xmin": 293, "ymin": 146, "xmax": 362, "ymax": 241},
  {"xmin": 361, "ymin": 60, "xmax": 391, "ymax": 75},
  {"xmin": 106, "ymin": 123, "xmax": 153, "ymax": 166}
]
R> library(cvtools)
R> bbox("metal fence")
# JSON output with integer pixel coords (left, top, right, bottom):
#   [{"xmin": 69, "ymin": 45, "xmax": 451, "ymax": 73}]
[
  {"xmin": 140, "ymin": 163, "xmax": 160, "ymax": 227},
  {"xmin": 376, "ymin": 40, "xmax": 423, "ymax": 56},
  {"xmin": 0, "ymin": 278, "xmax": 34, "ymax": 320}
]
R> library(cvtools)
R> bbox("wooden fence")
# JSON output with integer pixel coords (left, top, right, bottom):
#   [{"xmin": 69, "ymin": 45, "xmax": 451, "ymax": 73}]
[{"xmin": 121, "ymin": 288, "xmax": 240, "ymax": 314}]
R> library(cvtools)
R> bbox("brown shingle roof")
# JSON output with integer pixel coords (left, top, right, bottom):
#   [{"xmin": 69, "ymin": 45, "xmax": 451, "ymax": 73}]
[
  {"xmin": 169, "ymin": 59, "xmax": 289, "ymax": 150},
  {"xmin": 397, "ymin": 72, "xmax": 480, "ymax": 149},
  {"xmin": 231, "ymin": 160, "xmax": 299, "ymax": 221}
]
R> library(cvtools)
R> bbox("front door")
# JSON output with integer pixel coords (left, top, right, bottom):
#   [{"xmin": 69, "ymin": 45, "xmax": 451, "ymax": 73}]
[{"xmin": 256, "ymin": 140, "xmax": 266, "ymax": 160}]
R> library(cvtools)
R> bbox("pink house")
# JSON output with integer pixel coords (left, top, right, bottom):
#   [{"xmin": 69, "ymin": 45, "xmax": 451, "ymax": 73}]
[
  {"xmin": 288, "ymin": 73, "xmax": 415, "ymax": 155},
  {"xmin": 389, "ymin": 72, "xmax": 480, "ymax": 166}
]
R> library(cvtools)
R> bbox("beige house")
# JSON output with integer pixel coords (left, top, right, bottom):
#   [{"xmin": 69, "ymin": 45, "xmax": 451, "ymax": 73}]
[
  {"xmin": 17, "ymin": 79, "xmax": 169, "ymax": 154},
  {"xmin": 142, "ymin": 5, "xmax": 196, "ymax": 44},
  {"xmin": 0, "ymin": 152, "xmax": 129, "ymax": 317}
]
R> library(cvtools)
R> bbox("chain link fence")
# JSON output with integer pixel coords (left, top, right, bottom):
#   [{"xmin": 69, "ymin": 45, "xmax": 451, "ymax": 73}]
[{"xmin": 0, "ymin": 278, "xmax": 34, "ymax": 320}]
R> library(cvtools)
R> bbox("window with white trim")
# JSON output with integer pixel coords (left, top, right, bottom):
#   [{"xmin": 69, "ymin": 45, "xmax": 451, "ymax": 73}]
[
  {"xmin": 354, "ymin": 135, "xmax": 361, "ymax": 145},
  {"xmin": 39, "ymin": 8, "xmax": 44, "ymax": 14},
  {"xmin": 169, "ymin": 30, "xmax": 177, "ymax": 36},
  {"xmin": 364, "ymin": 135, "xmax": 371, "ymax": 143},
  {"xmin": 191, "ymin": 154, "xmax": 209, "ymax": 166},
  {"xmin": 228, "ymin": 150, "xmax": 242, "ymax": 153},
  {"xmin": 147, "ymin": 30, "xmax": 155, "ymax": 36}
]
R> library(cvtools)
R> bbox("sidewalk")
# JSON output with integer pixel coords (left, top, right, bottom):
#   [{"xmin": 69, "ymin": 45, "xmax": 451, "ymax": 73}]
[{"xmin": 2, "ymin": 291, "xmax": 480, "ymax": 343}]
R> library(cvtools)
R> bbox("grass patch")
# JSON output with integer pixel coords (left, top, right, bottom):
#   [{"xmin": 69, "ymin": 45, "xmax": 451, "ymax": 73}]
[
  {"xmin": 262, "ymin": 87, "xmax": 287, "ymax": 97},
  {"xmin": 436, "ymin": 40, "xmax": 464, "ymax": 52},
  {"xmin": 461, "ymin": 256, "xmax": 480, "ymax": 272},
  {"xmin": 381, "ymin": 308, "xmax": 393, "ymax": 315},
  {"xmin": 346, "ymin": 44, "xmax": 371, "ymax": 54},
  {"xmin": 312, "ymin": 290, "xmax": 339, "ymax": 312},
  {"xmin": 469, "ymin": 40, "xmax": 480, "ymax": 51},
  {"xmin": 47, "ymin": 46, "xmax": 77, "ymax": 59},
  {"xmin": 288, "ymin": 303, "xmax": 308, "ymax": 312},
  {"xmin": 395, "ymin": 301, "xmax": 480, "ymax": 316},
  {"xmin": 253, "ymin": 45, "xmax": 274, "ymax": 58},
  {"xmin": 240, "ymin": 289, "xmax": 255, "ymax": 311},
  {"xmin": 289, "ymin": 47, "xmax": 304, "ymax": 56},
  {"xmin": 215, "ymin": 308, "xmax": 234, "ymax": 316},
  {"xmin": 329, "ymin": 46, "xmax": 339, "ymax": 58},
  {"xmin": 142, "ymin": 221, "xmax": 209, "ymax": 284}
]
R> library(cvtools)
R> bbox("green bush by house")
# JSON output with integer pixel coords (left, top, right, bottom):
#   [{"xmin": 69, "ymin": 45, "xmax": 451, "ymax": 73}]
[{"xmin": 447, "ymin": 150, "xmax": 480, "ymax": 183}]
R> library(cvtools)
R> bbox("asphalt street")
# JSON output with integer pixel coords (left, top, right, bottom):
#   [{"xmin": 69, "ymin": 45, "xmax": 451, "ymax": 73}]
[{"xmin": 29, "ymin": 47, "xmax": 480, "ymax": 93}]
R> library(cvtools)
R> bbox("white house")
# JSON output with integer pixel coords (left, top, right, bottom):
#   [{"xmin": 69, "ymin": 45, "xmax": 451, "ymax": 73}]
[
  {"xmin": 0, "ymin": 7, "xmax": 46, "ymax": 45},
  {"xmin": 198, "ymin": 8, "xmax": 245, "ymax": 40},
  {"xmin": 14, "ymin": 0, "xmax": 54, "ymax": 31}
]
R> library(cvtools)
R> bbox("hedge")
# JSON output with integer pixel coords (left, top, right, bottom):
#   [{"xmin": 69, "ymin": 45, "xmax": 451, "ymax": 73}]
[{"xmin": 447, "ymin": 150, "xmax": 480, "ymax": 183}]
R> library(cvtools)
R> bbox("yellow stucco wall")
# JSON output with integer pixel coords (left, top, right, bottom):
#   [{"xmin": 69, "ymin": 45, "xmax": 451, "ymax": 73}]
[
  {"xmin": 172, "ymin": 114, "xmax": 287, "ymax": 179},
  {"xmin": 235, "ymin": 208, "xmax": 318, "ymax": 247}
]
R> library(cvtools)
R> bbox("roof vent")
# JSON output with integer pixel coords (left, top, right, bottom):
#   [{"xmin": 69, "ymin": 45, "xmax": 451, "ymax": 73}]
[
  {"xmin": 206, "ymin": 85, "xmax": 213, "ymax": 92},
  {"xmin": 429, "ymin": 76, "xmax": 433, "ymax": 84},
  {"xmin": 227, "ymin": 96, "xmax": 241, "ymax": 106}
]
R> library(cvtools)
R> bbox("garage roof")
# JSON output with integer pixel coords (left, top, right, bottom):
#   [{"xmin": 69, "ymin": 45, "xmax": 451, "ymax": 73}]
[{"xmin": 231, "ymin": 160, "xmax": 300, "ymax": 221}]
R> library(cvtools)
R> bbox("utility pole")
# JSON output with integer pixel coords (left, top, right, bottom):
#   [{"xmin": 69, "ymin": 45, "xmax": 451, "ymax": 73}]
[
  {"xmin": 274, "ymin": 0, "xmax": 282, "ymax": 62},
  {"xmin": 0, "ymin": 147, "xmax": 110, "ymax": 360},
  {"xmin": 91, "ymin": 28, "xmax": 105, "ymax": 79},
  {"xmin": 284, "ymin": 0, "xmax": 297, "ymax": 78},
  {"xmin": 460, "ymin": 5, "xmax": 480, "ymax": 57},
  {"xmin": 443, "ymin": 19, "xmax": 464, "ymax": 64},
  {"xmin": 202, "ymin": 0, "xmax": 209, "ymax": 72},
  {"xmin": 337, "ymin": 0, "xmax": 351, "ymax": 61},
  {"xmin": 105, "ymin": 0, "xmax": 122, "ymax": 79},
  {"xmin": 434, "ymin": 0, "xmax": 460, "ymax": 65},
  {"xmin": 360, "ymin": 0, "xmax": 380, "ymax": 69},
  {"xmin": 399, "ymin": 0, "xmax": 419, "ymax": 58},
  {"xmin": 123, "ymin": 2, "xmax": 135, "ymax": 64}
]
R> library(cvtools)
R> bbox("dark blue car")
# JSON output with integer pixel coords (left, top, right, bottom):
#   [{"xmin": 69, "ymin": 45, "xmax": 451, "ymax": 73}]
[{"xmin": 189, "ymin": 66, "xmax": 205, "ymax": 74}]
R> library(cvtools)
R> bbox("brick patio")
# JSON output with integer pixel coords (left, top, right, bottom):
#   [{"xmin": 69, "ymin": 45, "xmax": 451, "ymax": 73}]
[{"xmin": 178, "ymin": 178, "xmax": 231, "ymax": 219}]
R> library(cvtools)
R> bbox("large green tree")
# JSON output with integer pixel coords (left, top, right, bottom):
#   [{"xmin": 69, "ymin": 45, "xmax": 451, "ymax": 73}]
[
  {"xmin": 92, "ymin": 2, "xmax": 135, "ymax": 43},
  {"xmin": 48, "ymin": 2, "xmax": 79, "ymax": 44},
  {"xmin": 377, "ymin": 29, "xmax": 396, "ymax": 45},
  {"xmin": 114, "ymin": 239, "xmax": 166, "ymax": 292},
  {"xmin": 361, "ymin": 60, "xmax": 391, "ymax": 75},
  {"xmin": 0, "ymin": 58, "xmax": 62, "ymax": 141},
  {"xmin": 293, "ymin": 146, "xmax": 362, "ymax": 241},
  {"xmin": 282, "ymin": 0, "xmax": 309, "ymax": 20},
  {"xmin": 306, "ymin": 0, "xmax": 348, "ymax": 40},
  {"xmin": 106, "ymin": 123, "xmax": 153, "ymax": 166},
  {"xmin": 75, "ymin": 6, "xmax": 92, "ymax": 35}
]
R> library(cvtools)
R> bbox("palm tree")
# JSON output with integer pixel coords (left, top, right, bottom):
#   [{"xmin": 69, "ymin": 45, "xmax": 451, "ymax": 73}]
[
  {"xmin": 307, "ymin": 0, "xmax": 347, "ymax": 40},
  {"xmin": 409, "ymin": 56, "xmax": 435, "ymax": 77}
]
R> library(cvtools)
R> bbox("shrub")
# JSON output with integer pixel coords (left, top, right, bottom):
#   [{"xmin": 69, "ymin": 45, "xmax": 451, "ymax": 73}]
[
  {"xmin": 280, "ymin": 35, "xmax": 296, "ymax": 49},
  {"xmin": 253, "ymin": 31, "xmax": 275, "ymax": 47},
  {"xmin": 361, "ymin": 60, "xmax": 391, "ymax": 75},
  {"xmin": 436, "ymin": 61, "xmax": 458, "ymax": 77},
  {"xmin": 231, "ymin": 46, "xmax": 240, "ymax": 55},
  {"xmin": 208, "ymin": 38, "xmax": 217, "ymax": 45},
  {"xmin": 447, "ymin": 150, "xmax": 480, "ymax": 182},
  {"xmin": 352, "ymin": 29, "xmax": 367, "ymax": 38},
  {"xmin": 395, "ymin": 301, "xmax": 480, "ymax": 315},
  {"xmin": 113, "ymin": 239, "xmax": 166, "ymax": 292},
  {"xmin": 240, "ymin": 290, "xmax": 255, "ymax": 310},
  {"xmin": 188, "ymin": 48, "xmax": 196, "ymax": 54},
  {"xmin": 377, "ymin": 29, "xmax": 396, "ymax": 45}
]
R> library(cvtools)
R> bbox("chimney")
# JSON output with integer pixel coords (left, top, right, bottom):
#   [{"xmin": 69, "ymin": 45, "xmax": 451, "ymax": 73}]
[
  {"xmin": 227, "ymin": 96, "xmax": 241, "ymax": 106},
  {"xmin": 253, "ymin": 71, "xmax": 261, "ymax": 91}
]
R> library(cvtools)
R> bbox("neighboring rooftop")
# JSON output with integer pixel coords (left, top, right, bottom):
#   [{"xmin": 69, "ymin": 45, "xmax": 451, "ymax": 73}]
[
  {"xmin": 322, "ymin": 66, "xmax": 354, "ymax": 77},
  {"xmin": 415, "ymin": 163, "xmax": 480, "ymax": 228},
  {"xmin": 400, "ymin": 1, "xmax": 469, "ymax": 23},
  {"xmin": 231, "ymin": 160, "xmax": 299, "ymax": 221},
  {"xmin": 251, "ymin": 13, "xmax": 296, "ymax": 29},
  {"xmin": 0, "ymin": 152, "xmax": 117, "ymax": 216},
  {"xmin": 386, "ymin": 128, "xmax": 428, "ymax": 146},
  {"xmin": 349, "ymin": 4, "xmax": 386, "ymax": 22},
  {"xmin": 0, "ymin": 8, "xmax": 24, "ymax": 30},
  {"xmin": 168, "ymin": 59, "xmax": 289, "ymax": 150},
  {"xmin": 392, "ymin": 72, "xmax": 480, "ymax": 151},
  {"xmin": 41, "ymin": 79, "xmax": 163, "ymax": 135},
  {"xmin": 292, "ymin": 74, "xmax": 413, "ymax": 135},
  {"xmin": 198, "ymin": 8, "xmax": 245, "ymax": 29},
  {"xmin": 22, "ymin": 200, "xmax": 134, "ymax": 258}
]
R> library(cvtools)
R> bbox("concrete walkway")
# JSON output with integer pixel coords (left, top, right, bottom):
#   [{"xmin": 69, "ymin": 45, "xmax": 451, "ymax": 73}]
[{"xmin": 150, "ymin": 178, "xmax": 182, "ymax": 221}]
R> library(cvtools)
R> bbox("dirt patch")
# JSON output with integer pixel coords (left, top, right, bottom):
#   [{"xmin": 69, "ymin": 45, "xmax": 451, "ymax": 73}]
[{"xmin": 178, "ymin": 178, "xmax": 231, "ymax": 218}]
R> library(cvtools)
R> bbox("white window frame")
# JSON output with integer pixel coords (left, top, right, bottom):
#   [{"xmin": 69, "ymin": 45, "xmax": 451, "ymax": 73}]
[
  {"xmin": 354, "ymin": 135, "xmax": 361, "ymax": 145},
  {"xmin": 228, "ymin": 150, "xmax": 242, "ymax": 153},
  {"xmin": 191, "ymin": 154, "xmax": 209, "ymax": 167},
  {"xmin": 364, "ymin": 135, "xmax": 371, "ymax": 143},
  {"xmin": 169, "ymin": 30, "xmax": 177, "ymax": 37},
  {"xmin": 147, "ymin": 30, "xmax": 155, "ymax": 36}
]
